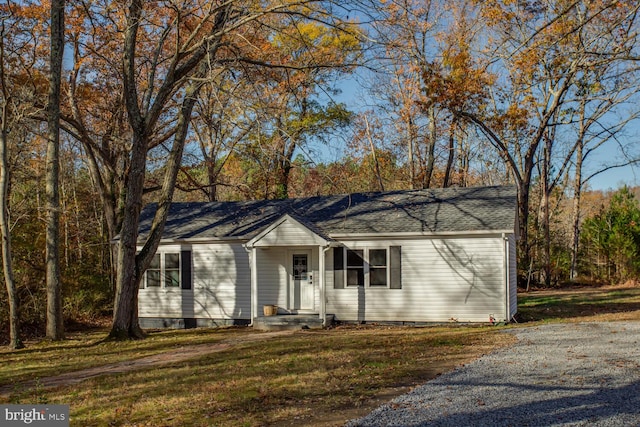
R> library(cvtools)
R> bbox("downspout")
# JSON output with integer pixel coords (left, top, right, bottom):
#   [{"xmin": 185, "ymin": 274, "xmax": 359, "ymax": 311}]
[
  {"xmin": 321, "ymin": 245, "xmax": 331, "ymax": 326},
  {"xmin": 244, "ymin": 244, "xmax": 257, "ymax": 327},
  {"xmin": 503, "ymin": 233, "xmax": 510, "ymax": 323}
]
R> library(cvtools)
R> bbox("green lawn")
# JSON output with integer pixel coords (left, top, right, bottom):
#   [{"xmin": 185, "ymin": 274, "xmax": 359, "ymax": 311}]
[
  {"xmin": 517, "ymin": 284, "xmax": 640, "ymax": 322},
  {"xmin": 2, "ymin": 284, "xmax": 640, "ymax": 426}
]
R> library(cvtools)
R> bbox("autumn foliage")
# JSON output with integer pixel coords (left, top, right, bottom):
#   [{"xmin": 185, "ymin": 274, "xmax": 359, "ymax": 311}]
[{"xmin": 1, "ymin": 0, "xmax": 640, "ymax": 342}]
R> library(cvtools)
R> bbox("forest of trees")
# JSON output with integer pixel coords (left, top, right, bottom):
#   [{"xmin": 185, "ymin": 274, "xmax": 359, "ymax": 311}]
[{"xmin": 2, "ymin": 0, "xmax": 640, "ymax": 346}]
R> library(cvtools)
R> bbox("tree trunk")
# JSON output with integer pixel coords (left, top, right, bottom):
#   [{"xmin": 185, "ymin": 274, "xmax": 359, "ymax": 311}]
[
  {"xmin": 275, "ymin": 160, "xmax": 291, "ymax": 199},
  {"xmin": 0, "ymin": 130, "xmax": 22, "ymax": 349},
  {"xmin": 206, "ymin": 158, "xmax": 217, "ymax": 202},
  {"xmin": 407, "ymin": 116, "xmax": 416, "ymax": 189},
  {"xmin": 518, "ymin": 171, "xmax": 532, "ymax": 275},
  {"xmin": 108, "ymin": 0, "xmax": 151, "ymax": 340},
  {"xmin": 109, "ymin": 130, "xmax": 148, "ymax": 340},
  {"xmin": 0, "ymin": 15, "xmax": 23, "ymax": 350},
  {"xmin": 443, "ymin": 119, "xmax": 456, "ymax": 188},
  {"xmin": 275, "ymin": 126, "xmax": 298, "ymax": 200},
  {"xmin": 540, "ymin": 138, "xmax": 551, "ymax": 287},
  {"xmin": 570, "ymin": 139, "xmax": 583, "ymax": 280},
  {"xmin": 424, "ymin": 104, "xmax": 436, "ymax": 188},
  {"xmin": 110, "ymin": 73, "xmax": 207, "ymax": 339},
  {"xmin": 364, "ymin": 115, "xmax": 384, "ymax": 191},
  {"xmin": 46, "ymin": 0, "xmax": 65, "ymax": 340}
]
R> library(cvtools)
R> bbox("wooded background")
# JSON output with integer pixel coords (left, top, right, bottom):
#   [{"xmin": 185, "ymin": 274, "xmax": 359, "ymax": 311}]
[{"xmin": 2, "ymin": 0, "xmax": 640, "ymax": 344}]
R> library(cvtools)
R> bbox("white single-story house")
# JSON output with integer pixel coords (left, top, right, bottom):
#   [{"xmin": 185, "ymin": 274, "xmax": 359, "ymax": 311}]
[{"xmin": 137, "ymin": 185, "xmax": 518, "ymax": 329}]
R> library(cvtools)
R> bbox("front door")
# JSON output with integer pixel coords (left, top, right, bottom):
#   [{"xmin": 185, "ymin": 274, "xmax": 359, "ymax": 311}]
[{"xmin": 292, "ymin": 253, "xmax": 314, "ymax": 311}]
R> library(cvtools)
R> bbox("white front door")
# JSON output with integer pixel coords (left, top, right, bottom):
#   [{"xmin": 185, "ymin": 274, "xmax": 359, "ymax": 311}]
[{"xmin": 292, "ymin": 252, "xmax": 314, "ymax": 311}]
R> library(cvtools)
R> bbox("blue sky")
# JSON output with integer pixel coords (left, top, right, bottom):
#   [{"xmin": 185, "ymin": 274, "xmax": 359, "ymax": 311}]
[
  {"xmin": 585, "ymin": 161, "xmax": 639, "ymax": 191},
  {"xmin": 328, "ymin": 76, "xmax": 639, "ymax": 193}
]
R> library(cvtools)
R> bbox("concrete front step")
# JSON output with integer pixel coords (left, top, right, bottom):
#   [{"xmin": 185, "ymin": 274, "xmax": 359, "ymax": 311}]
[{"xmin": 253, "ymin": 314, "xmax": 334, "ymax": 331}]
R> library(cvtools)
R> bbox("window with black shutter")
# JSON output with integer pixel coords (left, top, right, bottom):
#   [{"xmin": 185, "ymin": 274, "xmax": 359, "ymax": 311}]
[{"xmin": 390, "ymin": 246, "xmax": 402, "ymax": 289}]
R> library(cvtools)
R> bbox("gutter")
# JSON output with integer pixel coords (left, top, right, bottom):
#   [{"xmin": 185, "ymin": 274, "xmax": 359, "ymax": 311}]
[{"xmin": 329, "ymin": 230, "xmax": 515, "ymax": 240}]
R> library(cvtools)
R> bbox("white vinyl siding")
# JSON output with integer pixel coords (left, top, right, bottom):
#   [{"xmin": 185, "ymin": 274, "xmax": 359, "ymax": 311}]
[
  {"xmin": 139, "ymin": 233, "xmax": 516, "ymax": 325},
  {"xmin": 138, "ymin": 243, "xmax": 251, "ymax": 320},
  {"xmin": 251, "ymin": 217, "xmax": 327, "ymax": 247},
  {"xmin": 255, "ymin": 247, "xmax": 289, "ymax": 309},
  {"xmin": 326, "ymin": 236, "xmax": 509, "ymax": 323}
]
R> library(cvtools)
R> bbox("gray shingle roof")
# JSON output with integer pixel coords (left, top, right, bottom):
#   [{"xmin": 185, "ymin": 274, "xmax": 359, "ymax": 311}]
[{"xmin": 138, "ymin": 185, "xmax": 518, "ymax": 241}]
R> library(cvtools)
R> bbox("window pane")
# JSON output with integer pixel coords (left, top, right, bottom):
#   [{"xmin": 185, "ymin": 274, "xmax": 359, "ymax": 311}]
[
  {"xmin": 346, "ymin": 250, "xmax": 364, "ymax": 286},
  {"xmin": 149, "ymin": 253, "xmax": 161, "ymax": 269},
  {"xmin": 146, "ymin": 254, "xmax": 161, "ymax": 288},
  {"xmin": 165, "ymin": 253, "xmax": 180, "ymax": 269},
  {"xmin": 347, "ymin": 268, "xmax": 364, "ymax": 286},
  {"xmin": 369, "ymin": 249, "xmax": 387, "ymax": 267},
  {"xmin": 165, "ymin": 270, "xmax": 180, "ymax": 287},
  {"xmin": 370, "ymin": 268, "xmax": 387, "ymax": 286},
  {"xmin": 347, "ymin": 250, "xmax": 364, "ymax": 267},
  {"xmin": 147, "ymin": 270, "xmax": 161, "ymax": 287}
]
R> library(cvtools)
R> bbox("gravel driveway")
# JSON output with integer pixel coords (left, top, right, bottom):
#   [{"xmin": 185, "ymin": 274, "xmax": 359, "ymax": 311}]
[{"xmin": 348, "ymin": 322, "xmax": 640, "ymax": 426}]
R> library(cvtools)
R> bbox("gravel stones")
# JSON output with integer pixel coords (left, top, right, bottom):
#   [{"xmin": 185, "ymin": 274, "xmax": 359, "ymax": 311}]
[{"xmin": 347, "ymin": 322, "xmax": 640, "ymax": 427}]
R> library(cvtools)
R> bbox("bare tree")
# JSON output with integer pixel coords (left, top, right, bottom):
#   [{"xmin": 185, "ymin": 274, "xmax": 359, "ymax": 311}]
[
  {"xmin": 454, "ymin": 1, "xmax": 640, "ymax": 274},
  {"xmin": 188, "ymin": 76, "xmax": 254, "ymax": 201},
  {"xmin": 0, "ymin": 11, "xmax": 23, "ymax": 349},
  {"xmin": 109, "ymin": 0, "xmax": 359, "ymax": 339},
  {"xmin": 568, "ymin": 80, "xmax": 640, "ymax": 280},
  {"xmin": 45, "ymin": 0, "xmax": 64, "ymax": 340}
]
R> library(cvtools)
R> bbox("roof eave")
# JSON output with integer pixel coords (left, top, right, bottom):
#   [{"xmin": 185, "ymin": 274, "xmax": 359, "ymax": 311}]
[{"xmin": 329, "ymin": 229, "xmax": 516, "ymax": 239}]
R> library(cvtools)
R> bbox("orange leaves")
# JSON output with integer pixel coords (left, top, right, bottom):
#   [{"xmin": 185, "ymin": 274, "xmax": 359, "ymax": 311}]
[
  {"xmin": 270, "ymin": 20, "xmax": 360, "ymax": 70},
  {"xmin": 475, "ymin": 0, "xmax": 517, "ymax": 26}
]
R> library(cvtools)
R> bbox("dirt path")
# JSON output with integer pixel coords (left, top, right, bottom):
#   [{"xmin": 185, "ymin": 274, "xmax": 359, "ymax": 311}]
[{"xmin": 0, "ymin": 330, "xmax": 293, "ymax": 398}]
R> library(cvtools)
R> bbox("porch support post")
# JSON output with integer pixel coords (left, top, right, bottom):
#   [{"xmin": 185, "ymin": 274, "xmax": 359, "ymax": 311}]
[{"xmin": 250, "ymin": 246, "xmax": 258, "ymax": 323}]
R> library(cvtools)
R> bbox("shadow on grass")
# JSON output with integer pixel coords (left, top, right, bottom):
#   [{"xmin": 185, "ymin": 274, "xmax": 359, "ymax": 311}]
[{"xmin": 516, "ymin": 287, "xmax": 640, "ymax": 322}]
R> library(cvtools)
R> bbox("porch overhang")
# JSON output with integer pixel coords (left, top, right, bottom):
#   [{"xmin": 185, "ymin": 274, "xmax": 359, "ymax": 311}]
[
  {"xmin": 244, "ymin": 213, "xmax": 334, "ymax": 249},
  {"xmin": 244, "ymin": 214, "xmax": 339, "ymax": 328}
]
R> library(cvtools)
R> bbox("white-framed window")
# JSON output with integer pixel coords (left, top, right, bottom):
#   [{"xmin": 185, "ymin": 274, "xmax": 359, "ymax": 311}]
[
  {"xmin": 141, "ymin": 252, "xmax": 181, "ymax": 289},
  {"xmin": 145, "ymin": 254, "xmax": 161, "ymax": 288},
  {"xmin": 334, "ymin": 246, "xmax": 401, "ymax": 289},
  {"xmin": 334, "ymin": 247, "xmax": 391, "ymax": 288},
  {"xmin": 164, "ymin": 253, "xmax": 181, "ymax": 287},
  {"xmin": 346, "ymin": 249, "xmax": 365, "ymax": 286},
  {"xmin": 368, "ymin": 248, "xmax": 388, "ymax": 287}
]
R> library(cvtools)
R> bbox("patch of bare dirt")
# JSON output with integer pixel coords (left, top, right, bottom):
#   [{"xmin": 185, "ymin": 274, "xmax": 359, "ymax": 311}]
[{"xmin": 0, "ymin": 330, "xmax": 293, "ymax": 398}]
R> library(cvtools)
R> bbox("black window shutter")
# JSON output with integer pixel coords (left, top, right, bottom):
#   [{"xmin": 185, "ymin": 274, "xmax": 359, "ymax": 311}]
[
  {"xmin": 181, "ymin": 250, "xmax": 192, "ymax": 290},
  {"xmin": 333, "ymin": 247, "xmax": 344, "ymax": 289},
  {"xmin": 390, "ymin": 246, "xmax": 402, "ymax": 289}
]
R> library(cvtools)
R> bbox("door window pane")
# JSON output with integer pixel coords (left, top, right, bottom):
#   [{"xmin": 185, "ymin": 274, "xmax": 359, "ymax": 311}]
[{"xmin": 293, "ymin": 255, "xmax": 308, "ymax": 280}]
